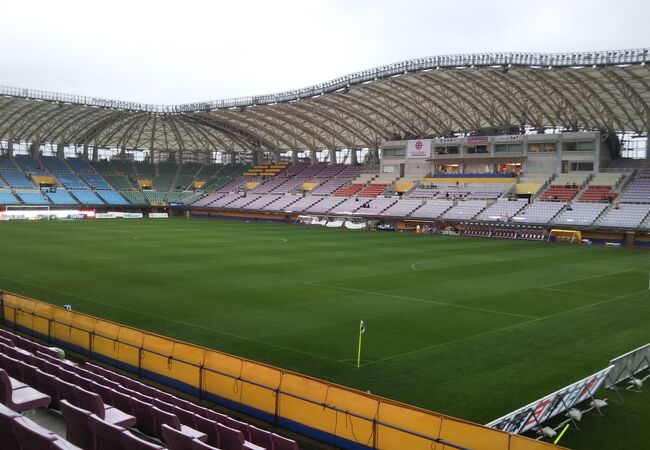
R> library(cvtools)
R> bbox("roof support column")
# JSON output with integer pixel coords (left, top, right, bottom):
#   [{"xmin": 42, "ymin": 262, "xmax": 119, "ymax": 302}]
[
  {"xmin": 92, "ymin": 144, "xmax": 99, "ymax": 162},
  {"xmin": 30, "ymin": 142, "xmax": 40, "ymax": 158},
  {"xmin": 120, "ymin": 147, "xmax": 127, "ymax": 160},
  {"xmin": 291, "ymin": 149, "xmax": 299, "ymax": 164},
  {"xmin": 6, "ymin": 139, "xmax": 13, "ymax": 158},
  {"xmin": 310, "ymin": 149, "xmax": 317, "ymax": 164},
  {"xmin": 56, "ymin": 143, "xmax": 64, "ymax": 160},
  {"xmin": 372, "ymin": 146, "xmax": 380, "ymax": 164},
  {"xmin": 251, "ymin": 149, "xmax": 259, "ymax": 165},
  {"xmin": 328, "ymin": 149, "xmax": 336, "ymax": 165},
  {"xmin": 646, "ymin": 133, "xmax": 650, "ymax": 160},
  {"xmin": 350, "ymin": 148, "xmax": 358, "ymax": 165},
  {"xmin": 82, "ymin": 144, "xmax": 89, "ymax": 161}
]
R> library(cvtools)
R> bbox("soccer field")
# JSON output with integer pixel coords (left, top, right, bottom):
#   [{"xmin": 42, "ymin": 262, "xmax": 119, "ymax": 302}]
[{"xmin": 0, "ymin": 220, "xmax": 648, "ymax": 432}]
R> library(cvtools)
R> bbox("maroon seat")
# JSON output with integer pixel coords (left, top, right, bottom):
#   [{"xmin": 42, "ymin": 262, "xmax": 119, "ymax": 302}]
[
  {"xmin": 0, "ymin": 369, "xmax": 51, "ymax": 412},
  {"xmin": 224, "ymin": 416, "xmax": 250, "ymax": 440},
  {"xmin": 216, "ymin": 423, "xmax": 245, "ymax": 450},
  {"xmin": 205, "ymin": 409, "xmax": 228, "ymax": 424},
  {"xmin": 130, "ymin": 397, "xmax": 157, "ymax": 436},
  {"xmin": 88, "ymin": 414, "xmax": 126, "ymax": 450},
  {"xmin": 248, "ymin": 425, "xmax": 273, "ymax": 449},
  {"xmin": 60, "ymin": 399, "xmax": 94, "ymax": 450},
  {"xmin": 34, "ymin": 370, "xmax": 60, "ymax": 409},
  {"xmin": 17, "ymin": 362, "xmax": 40, "ymax": 390},
  {"xmin": 242, "ymin": 443, "xmax": 266, "ymax": 450},
  {"xmin": 191, "ymin": 440, "xmax": 220, "ymax": 450},
  {"xmin": 153, "ymin": 398, "xmax": 175, "ymax": 413},
  {"xmin": 55, "ymin": 378, "xmax": 78, "ymax": 405},
  {"xmin": 272, "ymin": 433, "xmax": 300, "ymax": 450},
  {"xmin": 0, "ymin": 403, "xmax": 21, "ymax": 450},
  {"xmin": 193, "ymin": 415, "xmax": 220, "ymax": 447},
  {"xmin": 152, "ymin": 406, "xmax": 205, "ymax": 443},
  {"xmin": 122, "ymin": 430, "xmax": 166, "ymax": 450},
  {"xmin": 172, "ymin": 405, "xmax": 196, "ymax": 427},
  {"xmin": 75, "ymin": 386, "xmax": 137, "ymax": 427},
  {"xmin": 1, "ymin": 355, "xmax": 22, "ymax": 379},
  {"xmin": 161, "ymin": 423, "xmax": 196, "ymax": 450},
  {"xmin": 111, "ymin": 389, "xmax": 134, "ymax": 415},
  {"xmin": 11, "ymin": 417, "xmax": 57, "ymax": 450}
]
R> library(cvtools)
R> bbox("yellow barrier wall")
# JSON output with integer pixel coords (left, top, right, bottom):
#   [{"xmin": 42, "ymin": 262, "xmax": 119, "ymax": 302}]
[{"xmin": 0, "ymin": 292, "xmax": 564, "ymax": 450}]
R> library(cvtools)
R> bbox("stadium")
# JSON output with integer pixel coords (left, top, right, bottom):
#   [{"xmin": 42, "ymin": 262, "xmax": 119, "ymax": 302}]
[{"xmin": 1, "ymin": 35, "xmax": 650, "ymax": 450}]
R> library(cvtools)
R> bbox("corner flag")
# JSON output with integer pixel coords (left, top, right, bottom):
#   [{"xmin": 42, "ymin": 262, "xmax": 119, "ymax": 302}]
[{"xmin": 357, "ymin": 320, "xmax": 365, "ymax": 368}]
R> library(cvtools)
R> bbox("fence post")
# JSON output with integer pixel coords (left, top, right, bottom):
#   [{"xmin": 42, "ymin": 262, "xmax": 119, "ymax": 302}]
[
  {"xmin": 138, "ymin": 347, "xmax": 143, "ymax": 378},
  {"xmin": 198, "ymin": 366, "xmax": 204, "ymax": 401},
  {"xmin": 89, "ymin": 331, "xmax": 94, "ymax": 359},
  {"xmin": 274, "ymin": 388, "xmax": 280, "ymax": 427},
  {"xmin": 0, "ymin": 290, "xmax": 4, "ymax": 326}
]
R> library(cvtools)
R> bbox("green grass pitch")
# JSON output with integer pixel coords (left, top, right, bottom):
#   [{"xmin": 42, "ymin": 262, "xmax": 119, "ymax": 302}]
[{"xmin": 0, "ymin": 219, "xmax": 648, "ymax": 448}]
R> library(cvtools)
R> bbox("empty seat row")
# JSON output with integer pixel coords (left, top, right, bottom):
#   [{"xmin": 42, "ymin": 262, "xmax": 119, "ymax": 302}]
[{"xmin": 1, "ymin": 327, "xmax": 299, "ymax": 450}]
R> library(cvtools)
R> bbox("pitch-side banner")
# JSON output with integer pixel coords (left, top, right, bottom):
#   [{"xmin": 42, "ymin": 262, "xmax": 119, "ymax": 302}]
[
  {"xmin": 406, "ymin": 139, "xmax": 432, "ymax": 159},
  {"xmin": 606, "ymin": 343, "xmax": 650, "ymax": 388},
  {"xmin": 486, "ymin": 365, "xmax": 614, "ymax": 434}
]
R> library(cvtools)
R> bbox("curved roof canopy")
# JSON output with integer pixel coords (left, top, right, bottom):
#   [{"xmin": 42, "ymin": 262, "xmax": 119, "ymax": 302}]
[{"xmin": 1, "ymin": 48, "xmax": 649, "ymax": 153}]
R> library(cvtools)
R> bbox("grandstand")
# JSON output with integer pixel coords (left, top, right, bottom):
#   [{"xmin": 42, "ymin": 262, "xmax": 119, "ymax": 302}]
[{"xmin": 1, "ymin": 47, "xmax": 650, "ymax": 450}]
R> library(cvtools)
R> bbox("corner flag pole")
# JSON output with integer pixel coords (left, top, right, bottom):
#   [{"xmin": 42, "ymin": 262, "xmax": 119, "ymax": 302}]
[{"xmin": 356, "ymin": 320, "xmax": 365, "ymax": 368}]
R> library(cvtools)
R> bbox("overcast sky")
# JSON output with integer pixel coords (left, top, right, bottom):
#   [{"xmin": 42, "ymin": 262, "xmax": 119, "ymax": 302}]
[{"xmin": 0, "ymin": 0, "xmax": 648, "ymax": 104}]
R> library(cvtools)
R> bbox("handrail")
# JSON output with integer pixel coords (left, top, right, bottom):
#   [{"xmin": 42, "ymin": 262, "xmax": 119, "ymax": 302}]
[{"xmin": 1, "ymin": 48, "xmax": 648, "ymax": 114}]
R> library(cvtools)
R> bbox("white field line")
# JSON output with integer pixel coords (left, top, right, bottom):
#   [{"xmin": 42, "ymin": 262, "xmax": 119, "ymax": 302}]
[
  {"xmin": 410, "ymin": 260, "xmax": 437, "ymax": 271},
  {"xmin": 361, "ymin": 289, "xmax": 647, "ymax": 367},
  {"xmin": 303, "ymin": 281, "xmax": 539, "ymax": 320},
  {"xmin": 0, "ymin": 277, "xmax": 353, "ymax": 367},
  {"xmin": 537, "ymin": 269, "xmax": 634, "ymax": 289}
]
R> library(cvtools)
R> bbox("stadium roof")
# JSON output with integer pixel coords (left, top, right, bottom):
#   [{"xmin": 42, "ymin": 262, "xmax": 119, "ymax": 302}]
[{"xmin": 1, "ymin": 48, "xmax": 649, "ymax": 153}]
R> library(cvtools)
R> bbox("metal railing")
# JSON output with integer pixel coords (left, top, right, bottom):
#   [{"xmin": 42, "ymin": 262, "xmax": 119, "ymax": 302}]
[{"xmin": 1, "ymin": 48, "xmax": 648, "ymax": 114}]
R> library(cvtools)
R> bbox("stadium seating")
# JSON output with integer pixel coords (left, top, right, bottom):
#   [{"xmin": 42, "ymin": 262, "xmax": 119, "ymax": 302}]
[
  {"xmin": 512, "ymin": 201, "xmax": 566, "ymax": 224},
  {"xmin": 441, "ymin": 200, "xmax": 487, "ymax": 220},
  {"xmin": 0, "ymin": 327, "xmax": 301, "ymax": 450},
  {"xmin": 351, "ymin": 197, "xmax": 397, "ymax": 215},
  {"xmin": 0, "ymin": 191, "xmax": 20, "ymax": 204},
  {"xmin": 45, "ymin": 190, "xmax": 78, "ymax": 205},
  {"xmin": 305, "ymin": 196, "xmax": 346, "ymax": 213},
  {"xmin": 16, "ymin": 191, "xmax": 49, "ymax": 205},
  {"xmin": 409, "ymin": 200, "xmax": 454, "ymax": 219},
  {"xmin": 381, "ymin": 199, "xmax": 423, "ymax": 217},
  {"xmin": 597, "ymin": 204, "xmax": 650, "ymax": 228},
  {"xmin": 277, "ymin": 195, "xmax": 323, "ymax": 212},
  {"xmin": 552, "ymin": 202, "xmax": 608, "ymax": 226},
  {"xmin": 242, "ymin": 195, "xmax": 280, "ymax": 210},
  {"xmin": 96, "ymin": 190, "xmax": 130, "ymax": 206},
  {"xmin": 333, "ymin": 183, "xmax": 363, "ymax": 197},
  {"xmin": 70, "ymin": 190, "xmax": 104, "ymax": 205},
  {"xmin": 476, "ymin": 199, "xmax": 528, "ymax": 221}
]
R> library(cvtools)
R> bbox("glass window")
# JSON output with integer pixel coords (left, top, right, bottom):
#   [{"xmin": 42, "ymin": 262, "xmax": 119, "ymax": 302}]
[
  {"xmin": 466, "ymin": 145, "xmax": 489, "ymax": 154},
  {"xmin": 382, "ymin": 148, "xmax": 405, "ymax": 157},
  {"xmin": 495, "ymin": 144, "xmax": 523, "ymax": 153},
  {"xmin": 528, "ymin": 143, "xmax": 557, "ymax": 152},
  {"xmin": 434, "ymin": 146, "xmax": 459, "ymax": 155},
  {"xmin": 382, "ymin": 165, "xmax": 395, "ymax": 173}
]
